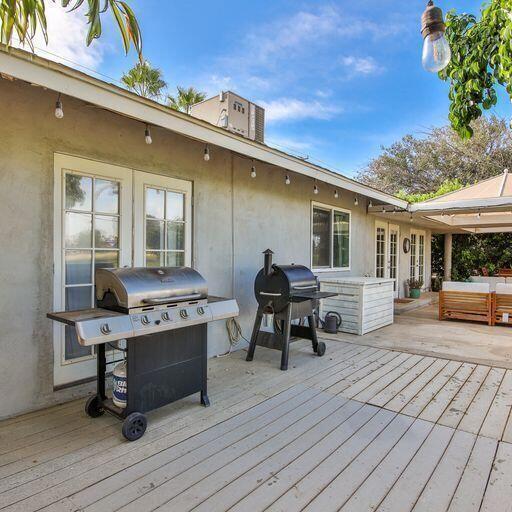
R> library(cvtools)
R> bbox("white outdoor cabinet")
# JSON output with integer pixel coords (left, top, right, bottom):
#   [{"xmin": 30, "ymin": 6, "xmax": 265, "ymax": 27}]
[{"xmin": 319, "ymin": 277, "xmax": 395, "ymax": 335}]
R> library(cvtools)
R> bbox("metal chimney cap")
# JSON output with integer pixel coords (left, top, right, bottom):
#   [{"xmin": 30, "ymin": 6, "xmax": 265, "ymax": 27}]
[
  {"xmin": 421, "ymin": 0, "xmax": 446, "ymax": 38},
  {"xmin": 263, "ymin": 249, "xmax": 274, "ymax": 254}
]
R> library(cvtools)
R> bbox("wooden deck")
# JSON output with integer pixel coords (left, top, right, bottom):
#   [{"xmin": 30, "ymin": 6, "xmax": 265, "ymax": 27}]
[{"xmin": 1, "ymin": 338, "xmax": 512, "ymax": 511}]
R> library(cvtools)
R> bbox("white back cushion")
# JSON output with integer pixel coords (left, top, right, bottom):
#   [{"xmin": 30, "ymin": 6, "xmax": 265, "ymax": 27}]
[
  {"xmin": 469, "ymin": 276, "xmax": 505, "ymax": 291},
  {"xmin": 496, "ymin": 283, "xmax": 512, "ymax": 295},
  {"xmin": 443, "ymin": 281, "xmax": 490, "ymax": 293}
]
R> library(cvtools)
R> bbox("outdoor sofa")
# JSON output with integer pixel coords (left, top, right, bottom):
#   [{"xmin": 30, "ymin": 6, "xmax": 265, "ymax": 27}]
[
  {"xmin": 439, "ymin": 281, "xmax": 493, "ymax": 326},
  {"xmin": 493, "ymin": 283, "xmax": 512, "ymax": 326}
]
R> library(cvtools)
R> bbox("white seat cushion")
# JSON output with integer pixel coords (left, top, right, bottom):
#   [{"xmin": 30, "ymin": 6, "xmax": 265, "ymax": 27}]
[
  {"xmin": 496, "ymin": 283, "xmax": 512, "ymax": 295},
  {"xmin": 442, "ymin": 281, "xmax": 490, "ymax": 293}
]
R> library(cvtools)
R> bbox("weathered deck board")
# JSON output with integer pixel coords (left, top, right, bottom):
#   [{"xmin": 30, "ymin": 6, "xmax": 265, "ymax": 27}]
[{"xmin": 1, "ymin": 337, "xmax": 512, "ymax": 512}]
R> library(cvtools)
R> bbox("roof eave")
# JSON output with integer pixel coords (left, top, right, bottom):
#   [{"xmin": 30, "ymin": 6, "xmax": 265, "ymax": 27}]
[{"xmin": 0, "ymin": 45, "xmax": 407, "ymax": 209}]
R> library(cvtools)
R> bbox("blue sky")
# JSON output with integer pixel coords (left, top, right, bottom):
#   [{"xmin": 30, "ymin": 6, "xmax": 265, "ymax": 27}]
[{"xmin": 32, "ymin": 0, "xmax": 509, "ymax": 178}]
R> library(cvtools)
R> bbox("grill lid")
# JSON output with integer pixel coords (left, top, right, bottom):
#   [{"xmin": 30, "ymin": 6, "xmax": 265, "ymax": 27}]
[{"xmin": 95, "ymin": 267, "xmax": 208, "ymax": 310}]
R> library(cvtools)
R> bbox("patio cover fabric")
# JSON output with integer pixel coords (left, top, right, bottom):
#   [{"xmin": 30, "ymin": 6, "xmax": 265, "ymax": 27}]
[{"xmin": 410, "ymin": 169, "xmax": 512, "ymax": 234}]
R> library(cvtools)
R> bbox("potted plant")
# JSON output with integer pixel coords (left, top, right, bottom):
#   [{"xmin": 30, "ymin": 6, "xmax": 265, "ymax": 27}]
[{"xmin": 407, "ymin": 278, "xmax": 423, "ymax": 299}]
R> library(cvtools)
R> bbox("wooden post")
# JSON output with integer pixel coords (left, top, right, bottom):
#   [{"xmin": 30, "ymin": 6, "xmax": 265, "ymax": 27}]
[{"xmin": 444, "ymin": 233, "xmax": 453, "ymax": 281}]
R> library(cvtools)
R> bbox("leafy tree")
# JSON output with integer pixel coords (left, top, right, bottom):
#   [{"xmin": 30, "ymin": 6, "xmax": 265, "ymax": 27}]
[
  {"xmin": 121, "ymin": 61, "xmax": 167, "ymax": 100},
  {"xmin": 168, "ymin": 86, "xmax": 206, "ymax": 113},
  {"xmin": 357, "ymin": 116, "xmax": 512, "ymax": 194},
  {"xmin": 0, "ymin": 0, "xmax": 142, "ymax": 58},
  {"xmin": 395, "ymin": 178, "xmax": 465, "ymax": 203},
  {"xmin": 359, "ymin": 116, "xmax": 512, "ymax": 280},
  {"xmin": 439, "ymin": 2, "xmax": 512, "ymax": 139}
]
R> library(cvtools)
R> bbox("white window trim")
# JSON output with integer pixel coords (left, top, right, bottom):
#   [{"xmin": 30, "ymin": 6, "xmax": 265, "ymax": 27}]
[
  {"xmin": 410, "ymin": 228, "xmax": 426, "ymax": 289},
  {"xmin": 311, "ymin": 201, "xmax": 351, "ymax": 272}
]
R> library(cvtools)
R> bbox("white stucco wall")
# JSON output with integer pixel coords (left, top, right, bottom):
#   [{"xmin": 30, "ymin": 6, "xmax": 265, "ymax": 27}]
[{"xmin": 0, "ymin": 79, "xmax": 431, "ymax": 418}]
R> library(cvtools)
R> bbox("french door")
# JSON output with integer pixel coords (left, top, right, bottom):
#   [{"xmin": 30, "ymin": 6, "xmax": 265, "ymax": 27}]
[
  {"xmin": 410, "ymin": 229, "xmax": 426, "ymax": 287},
  {"xmin": 53, "ymin": 155, "xmax": 192, "ymax": 387},
  {"xmin": 375, "ymin": 222, "xmax": 400, "ymax": 298}
]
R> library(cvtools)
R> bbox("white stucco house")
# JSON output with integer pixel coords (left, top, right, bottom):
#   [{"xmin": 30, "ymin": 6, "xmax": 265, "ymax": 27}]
[{"xmin": 1, "ymin": 46, "xmax": 475, "ymax": 419}]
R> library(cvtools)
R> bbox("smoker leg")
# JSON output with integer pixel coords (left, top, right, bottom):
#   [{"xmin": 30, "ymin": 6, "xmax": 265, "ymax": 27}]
[
  {"xmin": 280, "ymin": 306, "xmax": 293, "ymax": 371},
  {"xmin": 246, "ymin": 310, "xmax": 263, "ymax": 362},
  {"xmin": 96, "ymin": 343, "xmax": 107, "ymax": 400},
  {"xmin": 308, "ymin": 315, "xmax": 319, "ymax": 352},
  {"xmin": 200, "ymin": 390, "xmax": 210, "ymax": 407}
]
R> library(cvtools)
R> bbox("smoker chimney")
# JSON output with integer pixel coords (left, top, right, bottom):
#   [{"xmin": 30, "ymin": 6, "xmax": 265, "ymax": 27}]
[{"xmin": 263, "ymin": 249, "xmax": 274, "ymax": 276}]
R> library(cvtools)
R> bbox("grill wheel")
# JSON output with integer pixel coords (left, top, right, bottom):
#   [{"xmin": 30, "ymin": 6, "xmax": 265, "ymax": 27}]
[
  {"xmin": 85, "ymin": 395, "xmax": 104, "ymax": 418},
  {"xmin": 122, "ymin": 412, "xmax": 147, "ymax": 441}
]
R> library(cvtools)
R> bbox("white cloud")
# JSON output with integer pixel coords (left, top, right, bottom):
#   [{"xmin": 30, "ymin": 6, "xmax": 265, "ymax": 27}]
[
  {"xmin": 340, "ymin": 56, "xmax": 383, "ymax": 76},
  {"xmin": 13, "ymin": 2, "xmax": 104, "ymax": 70},
  {"xmin": 260, "ymin": 98, "xmax": 342, "ymax": 123}
]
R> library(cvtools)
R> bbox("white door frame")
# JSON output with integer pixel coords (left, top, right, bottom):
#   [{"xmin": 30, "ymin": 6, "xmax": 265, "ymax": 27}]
[
  {"xmin": 375, "ymin": 221, "xmax": 388, "ymax": 278},
  {"xmin": 388, "ymin": 224, "xmax": 400, "ymax": 298},
  {"xmin": 410, "ymin": 228, "xmax": 426, "ymax": 288},
  {"xmin": 53, "ymin": 154, "xmax": 133, "ymax": 387}
]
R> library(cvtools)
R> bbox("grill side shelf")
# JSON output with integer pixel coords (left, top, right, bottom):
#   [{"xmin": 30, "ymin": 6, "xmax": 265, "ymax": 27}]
[{"xmin": 47, "ymin": 308, "xmax": 124, "ymax": 326}]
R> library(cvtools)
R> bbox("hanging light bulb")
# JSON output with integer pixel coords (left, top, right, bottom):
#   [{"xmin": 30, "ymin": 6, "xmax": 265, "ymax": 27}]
[
  {"xmin": 369, "ymin": 200, "xmax": 373, "ymax": 208},
  {"xmin": 410, "ymin": 214, "xmax": 414, "ymax": 223},
  {"xmin": 251, "ymin": 165, "xmax": 257, "ymax": 178},
  {"xmin": 285, "ymin": 175, "xmax": 291, "ymax": 185},
  {"xmin": 203, "ymin": 144, "xmax": 210, "ymax": 161},
  {"xmin": 144, "ymin": 124, "xmax": 152, "ymax": 145},
  {"xmin": 421, "ymin": 1, "xmax": 451, "ymax": 73},
  {"xmin": 477, "ymin": 211, "xmax": 481, "ymax": 219},
  {"xmin": 313, "ymin": 184, "xmax": 319, "ymax": 195},
  {"xmin": 354, "ymin": 196, "xmax": 359, "ymax": 206},
  {"xmin": 392, "ymin": 208, "xmax": 397, "ymax": 215},
  {"xmin": 54, "ymin": 93, "xmax": 64, "ymax": 119},
  {"xmin": 382, "ymin": 206, "xmax": 386, "ymax": 214},
  {"xmin": 334, "ymin": 190, "xmax": 339, "ymax": 199}
]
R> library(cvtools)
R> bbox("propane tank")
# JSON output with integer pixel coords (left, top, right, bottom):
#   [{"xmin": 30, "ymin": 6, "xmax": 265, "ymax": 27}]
[{"xmin": 112, "ymin": 360, "xmax": 127, "ymax": 408}]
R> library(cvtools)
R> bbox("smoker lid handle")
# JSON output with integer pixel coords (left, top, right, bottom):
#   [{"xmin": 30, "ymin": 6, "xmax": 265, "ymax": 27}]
[
  {"xmin": 293, "ymin": 285, "xmax": 317, "ymax": 290},
  {"xmin": 142, "ymin": 293, "xmax": 203, "ymax": 304},
  {"xmin": 259, "ymin": 291, "xmax": 282, "ymax": 297}
]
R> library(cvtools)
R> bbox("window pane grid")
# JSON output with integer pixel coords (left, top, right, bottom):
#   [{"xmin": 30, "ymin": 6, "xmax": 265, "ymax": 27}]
[
  {"xmin": 63, "ymin": 173, "xmax": 120, "ymax": 361},
  {"xmin": 145, "ymin": 186, "xmax": 186, "ymax": 267}
]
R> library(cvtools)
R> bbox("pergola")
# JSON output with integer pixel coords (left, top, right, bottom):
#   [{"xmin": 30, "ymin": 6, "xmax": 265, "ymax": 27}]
[{"xmin": 368, "ymin": 170, "xmax": 512, "ymax": 280}]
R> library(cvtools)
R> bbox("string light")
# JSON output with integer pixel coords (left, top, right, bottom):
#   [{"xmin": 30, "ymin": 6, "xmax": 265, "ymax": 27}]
[
  {"xmin": 354, "ymin": 196, "xmax": 359, "ymax": 206},
  {"xmin": 203, "ymin": 144, "xmax": 210, "ymax": 161},
  {"xmin": 369, "ymin": 200, "xmax": 373, "ymax": 208},
  {"xmin": 54, "ymin": 93, "xmax": 64, "ymax": 119},
  {"xmin": 410, "ymin": 214, "xmax": 414, "ymax": 223},
  {"xmin": 251, "ymin": 164, "xmax": 257, "ymax": 178},
  {"xmin": 285, "ymin": 175, "xmax": 291, "ymax": 185},
  {"xmin": 313, "ymin": 184, "xmax": 319, "ymax": 195},
  {"xmin": 382, "ymin": 206, "xmax": 386, "ymax": 213},
  {"xmin": 144, "ymin": 124, "xmax": 152, "ymax": 145},
  {"xmin": 334, "ymin": 190, "xmax": 339, "ymax": 199},
  {"xmin": 477, "ymin": 211, "xmax": 481, "ymax": 219},
  {"xmin": 392, "ymin": 208, "xmax": 397, "ymax": 215}
]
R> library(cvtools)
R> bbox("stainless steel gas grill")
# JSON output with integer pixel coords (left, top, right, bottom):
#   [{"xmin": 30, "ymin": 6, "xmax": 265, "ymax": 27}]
[
  {"xmin": 48, "ymin": 267, "xmax": 239, "ymax": 441},
  {"xmin": 246, "ymin": 250, "xmax": 338, "ymax": 370}
]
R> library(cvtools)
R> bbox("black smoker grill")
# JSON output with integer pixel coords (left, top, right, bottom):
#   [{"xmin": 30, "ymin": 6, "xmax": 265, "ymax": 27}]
[
  {"xmin": 246, "ymin": 250, "xmax": 337, "ymax": 370},
  {"xmin": 48, "ymin": 267, "xmax": 238, "ymax": 441}
]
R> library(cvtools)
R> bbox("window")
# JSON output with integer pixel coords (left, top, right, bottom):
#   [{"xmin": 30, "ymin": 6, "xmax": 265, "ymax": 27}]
[
  {"xmin": 376, "ymin": 227, "xmax": 386, "ymax": 278},
  {"xmin": 63, "ymin": 172, "xmax": 120, "ymax": 360},
  {"xmin": 144, "ymin": 187, "xmax": 186, "ymax": 267},
  {"xmin": 312, "ymin": 204, "xmax": 350, "ymax": 270}
]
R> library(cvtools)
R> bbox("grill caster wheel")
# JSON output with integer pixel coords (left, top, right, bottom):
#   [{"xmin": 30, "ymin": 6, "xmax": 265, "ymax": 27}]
[
  {"xmin": 85, "ymin": 395, "xmax": 104, "ymax": 418},
  {"xmin": 316, "ymin": 342, "xmax": 326, "ymax": 357},
  {"xmin": 122, "ymin": 412, "xmax": 147, "ymax": 441}
]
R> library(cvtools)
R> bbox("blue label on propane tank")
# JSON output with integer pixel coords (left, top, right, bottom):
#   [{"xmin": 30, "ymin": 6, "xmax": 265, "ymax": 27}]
[{"xmin": 113, "ymin": 376, "xmax": 127, "ymax": 403}]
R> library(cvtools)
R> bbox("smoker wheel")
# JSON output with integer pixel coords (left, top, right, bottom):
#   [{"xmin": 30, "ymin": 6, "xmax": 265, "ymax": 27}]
[
  {"xmin": 316, "ymin": 342, "xmax": 326, "ymax": 357},
  {"xmin": 85, "ymin": 395, "xmax": 104, "ymax": 418},
  {"xmin": 122, "ymin": 412, "xmax": 147, "ymax": 441}
]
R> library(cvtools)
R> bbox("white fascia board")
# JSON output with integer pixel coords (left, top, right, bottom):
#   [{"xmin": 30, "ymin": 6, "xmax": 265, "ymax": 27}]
[
  {"xmin": 411, "ymin": 196, "xmax": 512, "ymax": 213},
  {"xmin": 0, "ymin": 47, "xmax": 407, "ymax": 209}
]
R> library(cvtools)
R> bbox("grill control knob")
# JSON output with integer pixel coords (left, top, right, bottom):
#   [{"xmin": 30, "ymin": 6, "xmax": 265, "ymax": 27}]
[
  {"xmin": 141, "ymin": 315, "xmax": 150, "ymax": 325},
  {"xmin": 179, "ymin": 309, "xmax": 189, "ymax": 319},
  {"xmin": 100, "ymin": 323, "xmax": 112, "ymax": 335},
  {"xmin": 197, "ymin": 307, "xmax": 205, "ymax": 316},
  {"xmin": 161, "ymin": 311, "xmax": 170, "ymax": 321}
]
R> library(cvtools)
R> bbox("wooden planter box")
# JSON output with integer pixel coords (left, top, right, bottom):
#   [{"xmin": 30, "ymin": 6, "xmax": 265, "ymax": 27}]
[{"xmin": 319, "ymin": 277, "xmax": 395, "ymax": 335}]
